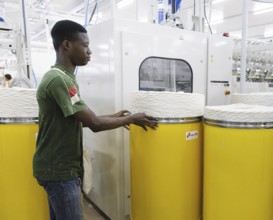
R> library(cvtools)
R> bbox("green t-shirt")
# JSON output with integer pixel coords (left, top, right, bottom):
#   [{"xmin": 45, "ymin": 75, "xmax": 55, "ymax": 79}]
[{"xmin": 33, "ymin": 64, "xmax": 88, "ymax": 181}]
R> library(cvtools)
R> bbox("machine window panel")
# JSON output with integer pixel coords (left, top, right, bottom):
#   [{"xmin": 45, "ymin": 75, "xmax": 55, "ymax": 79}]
[{"xmin": 139, "ymin": 57, "xmax": 193, "ymax": 92}]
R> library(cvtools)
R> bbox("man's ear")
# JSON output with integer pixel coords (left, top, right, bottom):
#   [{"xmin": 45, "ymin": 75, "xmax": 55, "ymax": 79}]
[{"xmin": 62, "ymin": 40, "xmax": 72, "ymax": 51}]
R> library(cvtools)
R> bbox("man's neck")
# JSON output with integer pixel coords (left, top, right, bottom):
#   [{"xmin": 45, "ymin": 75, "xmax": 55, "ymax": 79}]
[{"xmin": 55, "ymin": 56, "xmax": 76, "ymax": 73}]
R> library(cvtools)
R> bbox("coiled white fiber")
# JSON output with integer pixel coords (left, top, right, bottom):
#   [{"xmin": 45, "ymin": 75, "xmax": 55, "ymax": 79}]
[
  {"xmin": 131, "ymin": 91, "xmax": 205, "ymax": 118},
  {"xmin": 205, "ymin": 104, "xmax": 273, "ymax": 123},
  {"xmin": 0, "ymin": 87, "xmax": 38, "ymax": 118},
  {"xmin": 232, "ymin": 92, "xmax": 273, "ymax": 106}
]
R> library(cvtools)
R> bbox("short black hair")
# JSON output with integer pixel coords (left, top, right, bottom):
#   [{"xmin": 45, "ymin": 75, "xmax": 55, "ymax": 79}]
[
  {"xmin": 51, "ymin": 20, "xmax": 87, "ymax": 51},
  {"xmin": 4, "ymin": 74, "xmax": 12, "ymax": 80}
]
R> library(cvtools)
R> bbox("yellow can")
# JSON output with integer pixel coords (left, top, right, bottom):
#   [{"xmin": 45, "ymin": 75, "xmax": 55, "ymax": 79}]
[
  {"xmin": 0, "ymin": 122, "xmax": 49, "ymax": 220},
  {"xmin": 130, "ymin": 120, "xmax": 203, "ymax": 220},
  {"xmin": 203, "ymin": 122, "xmax": 273, "ymax": 220}
]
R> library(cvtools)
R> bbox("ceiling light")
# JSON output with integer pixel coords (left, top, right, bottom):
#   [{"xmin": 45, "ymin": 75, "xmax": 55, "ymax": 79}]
[
  {"xmin": 264, "ymin": 32, "xmax": 273, "ymax": 37},
  {"xmin": 230, "ymin": 32, "xmax": 242, "ymax": 38},
  {"xmin": 253, "ymin": 7, "xmax": 273, "ymax": 14},
  {"xmin": 212, "ymin": 0, "xmax": 226, "ymax": 5},
  {"xmin": 0, "ymin": 21, "xmax": 12, "ymax": 31},
  {"xmin": 209, "ymin": 19, "xmax": 224, "ymax": 25},
  {"xmin": 117, "ymin": 0, "xmax": 134, "ymax": 9},
  {"xmin": 97, "ymin": 44, "xmax": 109, "ymax": 50},
  {"xmin": 252, "ymin": 0, "xmax": 273, "ymax": 3},
  {"xmin": 3, "ymin": 2, "xmax": 18, "ymax": 9}
]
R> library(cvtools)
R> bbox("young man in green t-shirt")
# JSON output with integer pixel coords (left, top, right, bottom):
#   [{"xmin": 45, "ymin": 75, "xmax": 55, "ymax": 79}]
[{"xmin": 33, "ymin": 20, "xmax": 157, "ymax": 220}]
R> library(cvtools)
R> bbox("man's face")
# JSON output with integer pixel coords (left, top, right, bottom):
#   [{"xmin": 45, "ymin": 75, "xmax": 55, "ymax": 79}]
[{"xmin": 69, "ymin": 32, "xmax": 92, "ymax": 66}]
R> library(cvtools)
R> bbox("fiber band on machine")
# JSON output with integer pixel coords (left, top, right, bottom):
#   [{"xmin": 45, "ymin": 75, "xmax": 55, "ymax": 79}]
[
  {"xmin": 131, "ymin": 91, "xmax": 205, "ymax": 118},
  {"xmin": 205, "ymin": 103, "xmax": 273, "ymax": 124},
  {"xmin": 0, "ymin": 87, "xmax": 38, "ymax": 119}
]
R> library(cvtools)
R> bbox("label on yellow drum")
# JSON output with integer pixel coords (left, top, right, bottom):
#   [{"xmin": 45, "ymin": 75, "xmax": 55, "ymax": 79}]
[{"xmin": 186, "ymin": 130, "xmax": 198, "ymax": 140}]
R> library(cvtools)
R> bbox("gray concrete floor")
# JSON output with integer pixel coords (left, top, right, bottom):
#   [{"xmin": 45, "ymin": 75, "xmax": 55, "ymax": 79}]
[
  {"xmin": 83, "ymin": 199, "xmax": 131, "ymax": 220},
  {"xmin": 83, "ymin": 199, "xmax": 105, "ymax": 220}
]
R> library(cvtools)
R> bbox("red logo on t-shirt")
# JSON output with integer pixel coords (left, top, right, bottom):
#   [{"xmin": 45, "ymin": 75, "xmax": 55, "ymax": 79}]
[{"xmin": 68, "ymin": 87, "xmax": 77, "ymax": 97}]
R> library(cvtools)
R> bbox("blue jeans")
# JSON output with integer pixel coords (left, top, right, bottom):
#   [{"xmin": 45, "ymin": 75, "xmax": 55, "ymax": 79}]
[{"xmin": 37, "ymin": 178, "xmax": 83, "ymax": 220}]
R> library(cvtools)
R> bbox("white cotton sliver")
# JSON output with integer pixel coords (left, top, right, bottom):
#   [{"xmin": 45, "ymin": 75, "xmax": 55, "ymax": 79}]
[
  {"xmin": 0, "ymin": 88, "xmax": 38, "ymax": 118},
  {"xmin": 204, "ymin": 103, "xmax": 273, "ymax": 123},
  {"xmin": 131, "ymin": 91, "xmax": 205, "ymax": 118}
]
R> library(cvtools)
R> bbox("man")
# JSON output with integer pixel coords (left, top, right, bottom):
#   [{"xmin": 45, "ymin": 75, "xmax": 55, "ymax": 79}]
[
  {"xmin": 33, "ymin": 20, "xmax": 157, "ymax": 220},
  {"xmin": 2, "ymin": 73, "xmax": 12, "ymax": 88}
]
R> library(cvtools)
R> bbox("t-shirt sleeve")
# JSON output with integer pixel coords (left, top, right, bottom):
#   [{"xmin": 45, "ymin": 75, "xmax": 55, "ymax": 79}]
[{"xmin": 47, "ymin": 76, "xmax": 88, "ymax": 117}]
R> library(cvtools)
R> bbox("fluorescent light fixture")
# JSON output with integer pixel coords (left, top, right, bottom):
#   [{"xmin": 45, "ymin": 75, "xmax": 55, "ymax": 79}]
[
  {"xmin": 99, "ymin": 52, "xmax": 109, "ymax": 57},
  {"xmin": 139, "ymin": 18, "xmax": 149, "ymax": 23},
  {"xmin": 229, "ymin": 32, "xmax": 242, "ymax": 38},
  {"xmin": 252, "ymin": 0, "xmax": 273, "ymax": 3},
  {"xmin": 45, "ymin": 15, "xmax": 83, "ymax": 24},
  {"xmin": 97, "ymin": 12, "xmax": 102, "ymax": 19},
  {"xmin": 212, "ymin": 0, "xmax": 226, "ymax": 5},
  {"xmin": 264, "ymin": 32, "xmax": 273, "ymax": 37},
  {"xmin": 97, "ymin": 44, "xmax": 109, "ymax": 50},
  {"xmin": 253, "ymin": 7, "xmax": 273, "ymax": 15},
  {"xmin": 3, "ymin": 2, "xmax": 19, "ymax": 8},
  {"xmin": 209, "ymin": 19, "xmax": 224, "ymax": 25},
  {"xmin": 117, "ymin": 0, "xmax": 134, "ymax": 9}
]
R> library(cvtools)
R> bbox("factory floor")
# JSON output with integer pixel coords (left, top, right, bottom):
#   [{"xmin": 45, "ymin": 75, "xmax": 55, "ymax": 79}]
[{"xmin": 83, "ymin": 199, "xmax": 105, "ymax": 220}]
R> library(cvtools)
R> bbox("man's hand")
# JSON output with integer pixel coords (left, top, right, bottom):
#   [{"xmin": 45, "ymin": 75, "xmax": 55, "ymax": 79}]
[{"xmin": 130, "ymin": 113, "xmax": 158, "ymax": 131}]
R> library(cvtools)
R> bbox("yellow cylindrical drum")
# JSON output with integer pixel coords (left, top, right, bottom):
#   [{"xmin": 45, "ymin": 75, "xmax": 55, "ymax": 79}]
[
  {"xmin": 130, "ymin": 91, "xmax": 205, "ymax": 220},
  {"xmin": 203, "ymin": 104, "xmax": 273, "ymax": 220},
  {"xmin": 130, "ymin": 120, "xmax": 203, "ymax": 220},
  {"xmin": 0, "ymin": 120, "xmax": 49, "ymax": 220},
  {"xmin": 0, "ymin": 88, "xmax": 48, "ymax": 219}
]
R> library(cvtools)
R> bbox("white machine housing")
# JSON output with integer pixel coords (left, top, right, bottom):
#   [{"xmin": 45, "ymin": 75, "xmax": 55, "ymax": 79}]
[{"xmin": 77, "ymin": 18, "xmax": 233, "ymax": 220}]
